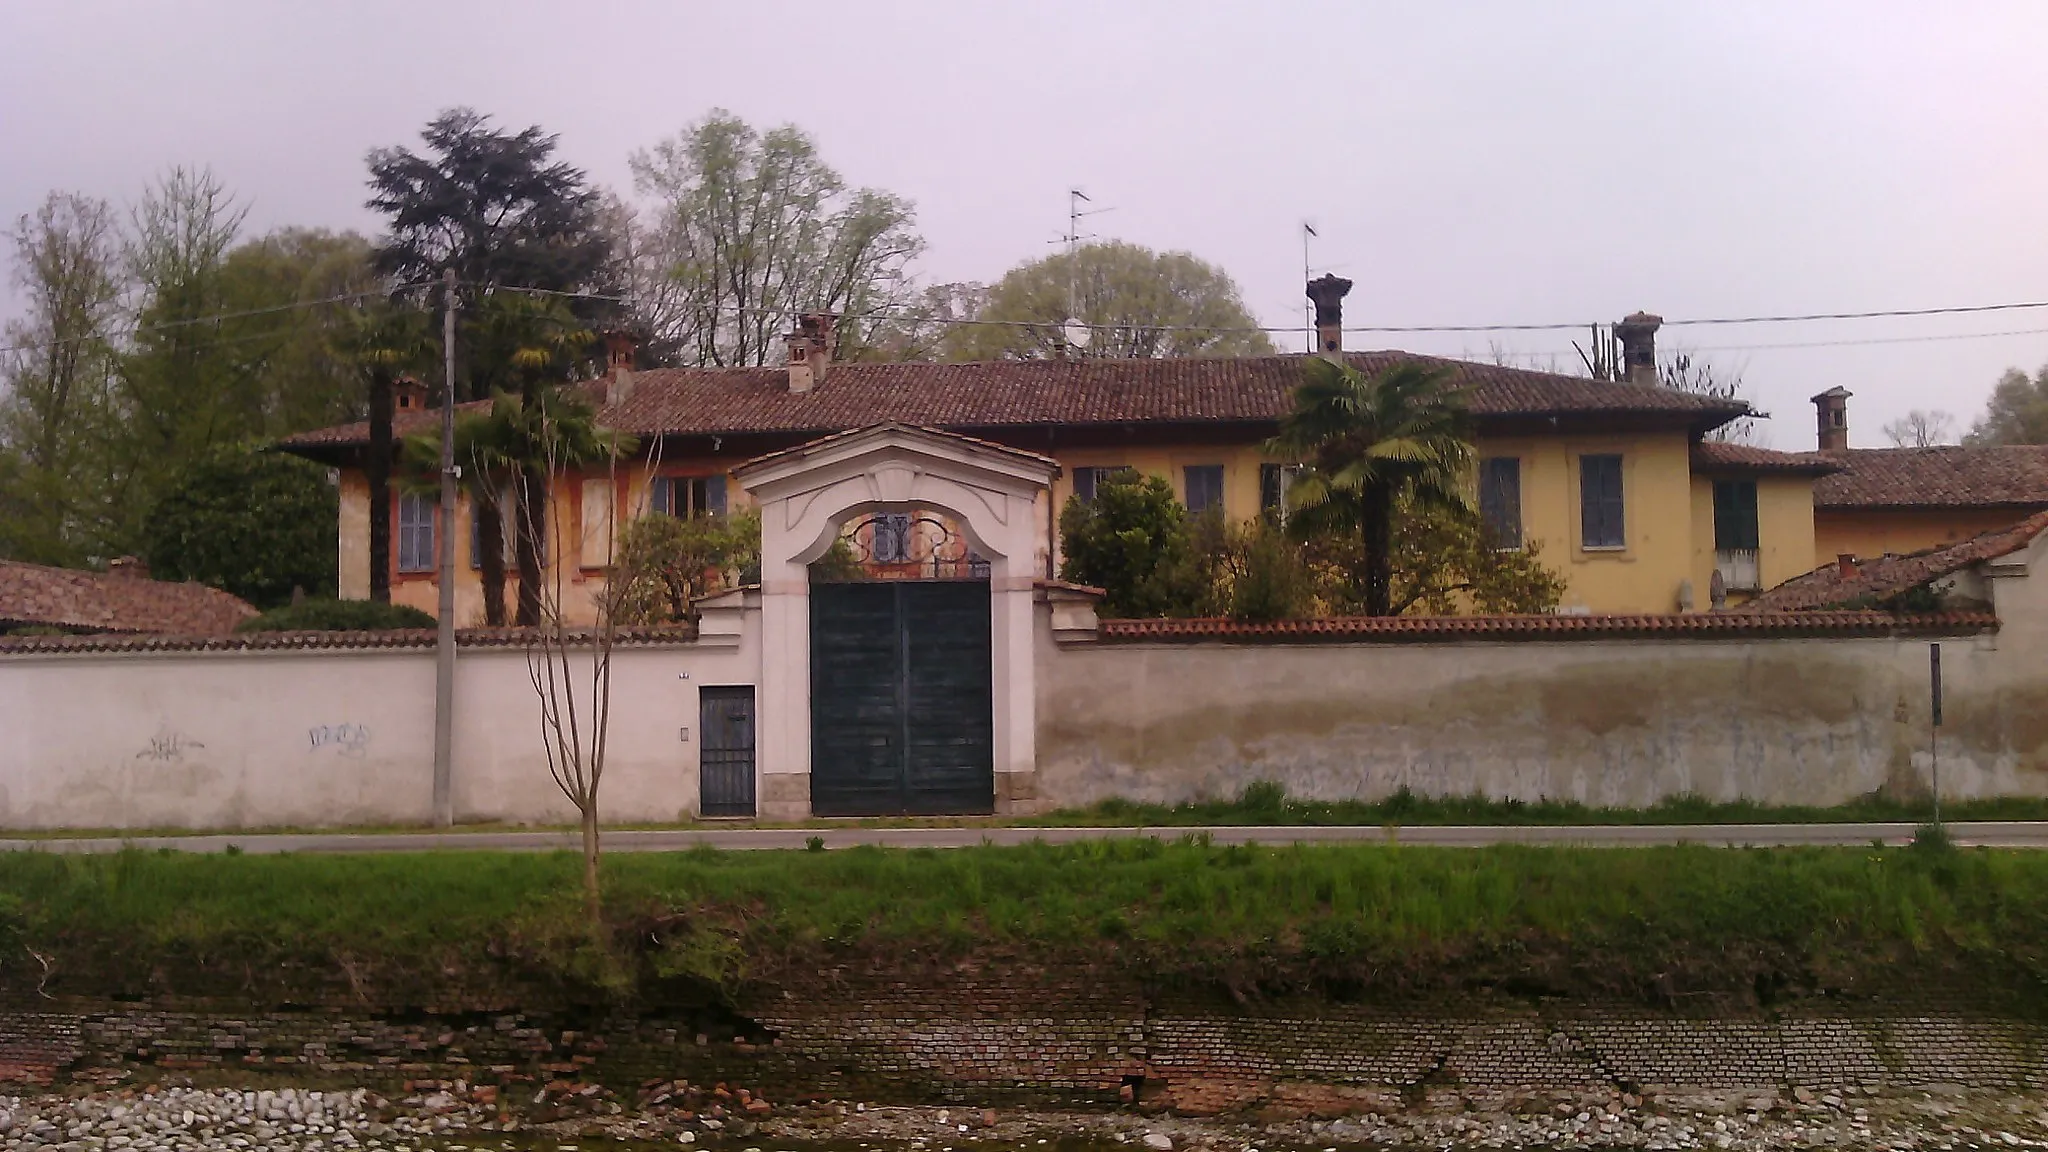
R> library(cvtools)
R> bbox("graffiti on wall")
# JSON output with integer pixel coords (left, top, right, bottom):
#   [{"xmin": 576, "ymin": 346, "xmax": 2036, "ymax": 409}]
[
  {"xmin": 307, "ymin": 724, "xmax": 371, "ymax": 758},
  {"xmin": 135, "ymin": 731, "xmax": 205, "ymax": 762}
]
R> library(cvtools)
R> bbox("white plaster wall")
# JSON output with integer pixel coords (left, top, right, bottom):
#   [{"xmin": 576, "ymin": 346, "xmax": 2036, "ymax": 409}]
[{"xmin": 0, "ymin": 635, "xmax": 760, "ymax": 831}]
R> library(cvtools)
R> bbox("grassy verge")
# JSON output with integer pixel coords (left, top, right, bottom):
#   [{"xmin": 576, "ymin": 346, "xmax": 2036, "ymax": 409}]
[
  {"xmin": 4, "ymin": 786, "xmax": 2038, "ymax": 839},
  {"xmin": 2, "ymin": 837, "xmax": 2043, "ymax": 1010}
]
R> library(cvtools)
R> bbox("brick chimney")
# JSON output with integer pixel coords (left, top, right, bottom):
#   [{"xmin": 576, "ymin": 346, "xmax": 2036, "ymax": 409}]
[
  {"xmin": 393, "ymin": 375, "xmax": 428, "ymax": 412},
  {"xmin": 1836, "ymin": 553, "xmax": 1858, "ymax": 579},
  {"xmin": 602, "ymin": 330, "xmax": 638, "ymax": 404},
  {"xmin": 1305, "ymin": 274, "xmax": 1353, "ymax": 358},
  {"xmin": 107, "ymin": 556, "xmax": 149, "ymax": 580},
  {"xmin": 1812, "ymin": 387, "xmax": 1851, "ymax": 451},
  {"xmin": 1614, "ymin": 312, "xmax": 1662, "ymax": 385},
  {"xmin": 786, "ymin": 312, "xmax": 838, "ymax": 394}
]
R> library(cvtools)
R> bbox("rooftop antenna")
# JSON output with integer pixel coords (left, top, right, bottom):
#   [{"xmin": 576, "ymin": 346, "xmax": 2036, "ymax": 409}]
[
  {"xmin": 1060, "ymin": 188, "xmax": 1114, "ymax": 353},
  {"xmin": 1301, "ymin": 221, "xmax": 1319, "ymax": 353}
]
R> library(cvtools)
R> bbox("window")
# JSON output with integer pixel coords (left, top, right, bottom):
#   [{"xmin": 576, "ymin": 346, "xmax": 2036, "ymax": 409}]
[
  {"xmin": 1712, "ymin": 480, "xmax": 1760, "ymax": 552},
  {"xmin": 1259, "ymin": 462, "xmax": 1308, "ymax": 522},
  {"xmin": 649, "ymin": 474, "xmax": 727, "ymax": 519},
  {"xmin": 1579, "ymin": 454, "xmax": 1625, "ymax": 549},
  {"xmin": 1073, "ymin": 466, "xmax": 1134, "ymax": 503},
  {"xmin": 580, "ymin": 478, "xmax": 616, "ymax": 568},
  {"xmin": 872, "ymin": 513, "xmax": 912, "ymax": 563},
  {"xmin": 397, "ymin": 492, "xmax": 436, "ymax": 573},
  {"xmin": 1478, "ymin": 457, "xmax": 1522, "ymax": 548},
  {"xmin": 1183, "ymin": 465, "xmax": 1225, "ymax": 515}
]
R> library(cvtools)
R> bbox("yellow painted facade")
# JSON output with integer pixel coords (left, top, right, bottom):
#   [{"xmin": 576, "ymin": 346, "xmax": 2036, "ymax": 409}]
[
  {"xmin": 335, "ymin": 424, "xmax": 1823, "ymax": 622},
  {"xmin": 1814, "ymin": 508, "xmax": 2036, "ymax": 566}
]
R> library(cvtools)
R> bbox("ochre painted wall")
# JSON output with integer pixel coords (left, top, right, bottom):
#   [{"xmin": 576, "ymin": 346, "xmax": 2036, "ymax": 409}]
[
  {"xmin": 1815, "ymin": 508, "xmax": 2039, "ymax": 565},
  {"xmin": 333, "ymin": 430, "xmax": 1815, "ymax": 619},
  {"xmin": 1688, "ymin": 474, "xmax": 1818, "ymax": 604}
]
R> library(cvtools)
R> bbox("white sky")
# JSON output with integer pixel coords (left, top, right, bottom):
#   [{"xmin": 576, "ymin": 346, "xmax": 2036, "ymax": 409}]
[{"xmin": 4, "ymin": 0, "xmax": 2046, "ymax": 450}]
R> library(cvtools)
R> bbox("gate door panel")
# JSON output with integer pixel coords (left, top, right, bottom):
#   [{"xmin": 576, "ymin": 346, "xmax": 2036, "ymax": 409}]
[
  {"xmin": 810, "ymin": 580, "xmax": 993, "ymax": 816},
  {"xmin": 698, "ymin": 686, "xmax": 757, "ymax": 817}
]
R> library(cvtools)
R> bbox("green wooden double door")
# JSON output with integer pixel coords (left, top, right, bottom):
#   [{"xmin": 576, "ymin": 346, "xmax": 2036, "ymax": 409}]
[{"xmin": 809, "ymin": 580, "xmax": 994, "ymax": 816}]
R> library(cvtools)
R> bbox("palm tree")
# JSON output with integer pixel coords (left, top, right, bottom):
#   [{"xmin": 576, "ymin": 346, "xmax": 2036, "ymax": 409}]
[
  {"xmin": 334, "ymin": 301, "xmax": 433, "ymax": 603},
  {"xmin": 1267, "ymin": 358, "xmax": 1475, "ymax": 616}
]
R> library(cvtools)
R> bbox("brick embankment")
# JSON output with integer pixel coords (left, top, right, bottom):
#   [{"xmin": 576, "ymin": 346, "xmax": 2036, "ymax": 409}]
[{"xmin": 5, "ymin": 973, "xmax": 2044, "ymax": 1115}]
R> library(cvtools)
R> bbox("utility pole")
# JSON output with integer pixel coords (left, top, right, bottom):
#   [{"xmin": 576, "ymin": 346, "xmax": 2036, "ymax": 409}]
[{"xmin": 432, "ymin": 267, "xmax": 459, "ymax": 828}]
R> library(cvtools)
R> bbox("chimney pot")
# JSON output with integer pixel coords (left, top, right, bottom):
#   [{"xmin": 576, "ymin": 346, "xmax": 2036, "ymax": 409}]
[
  {"xmin": 602, "ymin": 330, "xmax": 638, "ymax": 405},
  {"xmin": 1836, "ymin": 553, "xmax": 1858, "ymax": 580},
  {"xmin": 1614, "ymin": 312, "xmax": 1662, "ymax": 386},
  {"xmin": 107, "ymin": 556, "xmax": 149, "ymax": 580},
  {"xmin": 1811, "ymin": 387, "xmax": 1852, "ymax": 451},
  {"xmin": 1305, "ymin": 274, "xmax": 1353, "ymax": 358},
  {"xmin": 393, "ymin": 375, "xmax": 428, "ymax": 412},
  {"xmin": 786, "ymin": 333, "xmax": 816, "ymax": 394}
]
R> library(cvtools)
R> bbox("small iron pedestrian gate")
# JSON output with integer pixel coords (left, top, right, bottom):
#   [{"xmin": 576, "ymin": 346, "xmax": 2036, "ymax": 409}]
[
  {"xmin": 809, "ymin": 579, "xmax": 995, "ymax": 816},
  {"xmin": 697, "ymin": 686, "xmax": 757, "ymax": 817}
]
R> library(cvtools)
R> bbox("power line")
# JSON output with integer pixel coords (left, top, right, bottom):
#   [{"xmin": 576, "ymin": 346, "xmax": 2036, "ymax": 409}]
[{"xmin": 0, "ymin": 283, "xmax": 430, "ymax": 357}]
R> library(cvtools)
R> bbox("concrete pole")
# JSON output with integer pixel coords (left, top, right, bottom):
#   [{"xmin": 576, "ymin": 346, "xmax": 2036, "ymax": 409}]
[{"xmin": 432, "ymin": 267, "xmax": 459, "ymax": 827}]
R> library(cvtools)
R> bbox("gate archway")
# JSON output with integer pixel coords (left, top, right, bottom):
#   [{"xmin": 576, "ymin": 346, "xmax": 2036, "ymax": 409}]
[{"xmin": 733, "ymin": 424, "xmax": 1058, "ymax": 819}]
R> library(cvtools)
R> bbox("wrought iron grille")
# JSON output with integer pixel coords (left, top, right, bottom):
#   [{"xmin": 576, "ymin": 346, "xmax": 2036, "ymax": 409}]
[{"xmin": 827, "ymin": 513, "xmax": 992, "ymax": 581}]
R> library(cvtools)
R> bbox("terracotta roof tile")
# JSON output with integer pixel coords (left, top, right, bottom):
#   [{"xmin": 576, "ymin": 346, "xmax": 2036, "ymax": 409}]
[
  {"xmin": 1690, "ymin": 441, "xmax": 1842, "ymax": 475},
  {"xmin": 282, "ymin": 352, "xmax": 1749, "ymax": 451},
  {"xmin": 1097, "ymin": 610, "xmax": 1993, "ymax": 643},
  {"xmin": 1814, "ymin": 445, "xmax": 2048, "ymax": 509},
  {"xmin": 0, "ymin": 560, "xmax": 257, "ymax": 634},
  {"xmin": 0, "ymin": 623, "xmax": 701, "ymax": 656},
  {"xmin": 1744, "ymin": 510, "xmax": 2048, "ymax": 612}
]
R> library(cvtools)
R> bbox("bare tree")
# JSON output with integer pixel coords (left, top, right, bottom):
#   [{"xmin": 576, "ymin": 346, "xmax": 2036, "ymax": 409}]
[
  {"xmin": 515, "ymin": 413, "xmax": 636, "ymax": 921},
  {"xmin": 1883, "ymin": 409, "xmax": 1958, "ymax": 448}
]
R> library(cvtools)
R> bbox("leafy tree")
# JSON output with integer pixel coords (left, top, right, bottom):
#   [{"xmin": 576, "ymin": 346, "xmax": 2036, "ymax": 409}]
[
  {"xmin": 1314, "ymin": 497, "xmax": 1564, "ymax": 615},
  {"xmin": 0, "ymin": 191, "xmax": 126, "ymax": 564},
  {"xmin": 237, "ymin": 599, "xmax": 435, "ymax": 632},
  {"xmin": 367, "ymin": 108, "xmax": 612, "ymax": 325},
  {"xmin": 333, "ymin": 300, "xmax": 434, "ymax": 603},
  {"xmin": 215, "ymin": 228, "xmax": 381, "ymax": 433},
  {"xmin": 624, "ymin": 110, "xmax": 925, "ymax": 366},
  {"xmin": 1968, "ymin": 364, "xmax": 2048, "ymax": 445},
  {"xmin": 141, "ymin": 443, "xmax": 337, "ymax": 609},
  {"xmin": 610, "ymin": 509, "xmax": 762, "ymax": 624},
  {"xmin": 1219, "ymin": 517, "xmax": 1312, "ymax": 622},
  {"xmin": 1884, "ymin": 409, "xmax": 1958, "ymax": 448},
  {"xmin": 1058, "ymin": 473, "xmax": 1216, "ymax": 617},
  {"xmin": 954, "ymin": 241, "xmax": 1274, "ymax": 361},
  {"xmin": 1268, "ymin": 358, "xmax": 1475, "ymax": 617}
]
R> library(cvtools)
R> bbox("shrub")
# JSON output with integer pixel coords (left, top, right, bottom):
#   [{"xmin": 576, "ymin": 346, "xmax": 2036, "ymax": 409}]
[
  {"xmin": 143, "ymin": 443, "xmax": 338, "ymax": 609},
  {"xmin": 610, "ymin": 510, "xmax": 762, "ymax": 624},
  {"xmin": 1058, "ymin": 473, "xmax": 1217, "ymax": 617},
  {"xmin": 236, "ymin": 598, "xmax": 437, "ymax": 632}
]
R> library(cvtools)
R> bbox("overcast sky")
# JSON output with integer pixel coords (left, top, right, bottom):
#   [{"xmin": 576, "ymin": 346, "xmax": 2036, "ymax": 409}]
[{"xmin": 4, "ymin": 1, "xmax": 2046, "ymax": 450}]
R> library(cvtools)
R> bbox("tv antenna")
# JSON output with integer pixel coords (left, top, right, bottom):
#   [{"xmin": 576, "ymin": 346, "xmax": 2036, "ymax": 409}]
[
  {"xmin": 1060, "ymin": 188, "xmax": 1115, "ymax": 352},
  {"xmin": 1302, "ymin": 221, "xmax": 1319, "ymax": 353}
]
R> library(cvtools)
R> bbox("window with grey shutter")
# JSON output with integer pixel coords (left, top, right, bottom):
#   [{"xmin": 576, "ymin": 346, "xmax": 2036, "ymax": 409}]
[
  {"xmin": 1712, "ymin": 480, "xmax": 1760, "ymax": 551},
  {"xmin": 1259, "ymin": 463, "xmax": 1307, "ymax": 522},
  {"xmin": 1074, "ymin": 466, "xmax": 1133, "ymax": 503},
  {"xmin": 1478, "ymin": 457, "xmax": 1522, "ymax": 548},
  {"xmin": 1183, "ymin": 465, "xmax": 1224, "ymax": 515},
  {"xmin": 1579, "ymin": 454, "xmax": 1625, "ymax": 549},
  {"xmin": 398, "ymin": 492, "xmax": 436, "ymax": 573}
]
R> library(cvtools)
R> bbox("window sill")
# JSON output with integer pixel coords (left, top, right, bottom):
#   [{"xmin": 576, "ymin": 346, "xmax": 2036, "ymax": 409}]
[{"xmin": 1578, "ymin": 545, "xmax": 1629, "ymax": 556}]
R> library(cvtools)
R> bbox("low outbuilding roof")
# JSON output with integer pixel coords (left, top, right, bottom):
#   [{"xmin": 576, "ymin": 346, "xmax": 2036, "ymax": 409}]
[
  {"xmin": 1814, "ymin": 445, "xmax": 2048, "ymax": 510},
  {"xmin": 1744, "ymin": 509, "xmax": 2048, "ymax": 612},
  {"xmin": 0, "ymin": 560, "xmax": 257, "ymax": 635}
]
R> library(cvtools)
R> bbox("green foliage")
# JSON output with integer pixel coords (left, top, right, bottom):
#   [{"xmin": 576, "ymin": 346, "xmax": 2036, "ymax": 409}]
[
  {"xmin": 236, "ymin": 599, "xmax": 436, "ymax": 632},
  {"xmin": 807, "ymin": 538, "xmax": 865, "ymax": 583},
  {"xmin": 142, "ymin": 444, "xmax": 337, "ymax": 609},
  {"xmin": 1269, "ymin": 358, "xmax": 1478, "ymax": 616},
  {"xmin": 954, "ymin": 241, "xmax": 1274, "ymax": 361},
  {"xmin": 626, "ymin": 109, "xmax": 925, "ymax": 367},
  {"xmin": 1222, "ymin": 516, "xmax": 1313, "ymax": 621},
  {"xmin": 1968, "ymin": 363, "xmax": 2048, "ymax": 445},
  {"xmin": 610, "ymin": 510, "xmax": 762, "ymax": 624},
  {"xmin": 1058, "ymin": 473, "xmax": 1217, "ymax": 617}
]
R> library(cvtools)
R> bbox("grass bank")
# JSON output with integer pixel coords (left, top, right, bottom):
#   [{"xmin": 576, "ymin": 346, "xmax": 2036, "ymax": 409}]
[
  {"xmin": 5, "ymin": 838, "xmax": 2046, "ymax": 1010},
  {"xmin": 1021, "ymin": 784, "xmax": 2047, "ymax": 827}
]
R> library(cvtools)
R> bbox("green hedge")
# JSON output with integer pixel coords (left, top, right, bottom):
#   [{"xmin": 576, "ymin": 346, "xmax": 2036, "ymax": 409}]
[{"xmin": 235, "ymin": 598, "xmax": 436, "ymax": 633}]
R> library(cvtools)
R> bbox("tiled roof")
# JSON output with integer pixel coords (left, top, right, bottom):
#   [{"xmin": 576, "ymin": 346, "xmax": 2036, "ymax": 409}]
[
  {"xmin": 0, "ymin": 561, "xmax": 257, "ymax": 634},
  {"xmin": 281, "ymin": 352, "xmax": 1749, "ymax": 450},
  {"xmin": 1690, "ymin": 441, "xmax": 1842, "ymax": 475},
  {"xmin": 1097, "ymin": 610, "xmax": 1994, "ymax": 643},
  {"xmin": 0, "ymin": 623, "xmax": 701, "ymax": 656},
  {"xmin": 734, "ymin": 421, "xmax": 1063, "ymax": 474},
  {"xmin": 1744, "ymin": 510, "xmax": 2048, "ymax": 612},
  {"xmin": 1813, "ymin": 445, "xmax": 2048, "ymax": 509}
]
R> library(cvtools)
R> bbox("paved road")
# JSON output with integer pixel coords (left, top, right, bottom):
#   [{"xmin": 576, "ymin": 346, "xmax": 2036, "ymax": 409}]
[{"xmin": 4, "ymin": 822, "xmax": 2046, "ymax": 854}]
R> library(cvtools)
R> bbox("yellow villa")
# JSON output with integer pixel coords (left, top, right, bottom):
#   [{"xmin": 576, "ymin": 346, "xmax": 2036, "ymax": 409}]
[{"xmin": 283, "ymin": 289, "xmax": 1842, "ymax": 622}]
